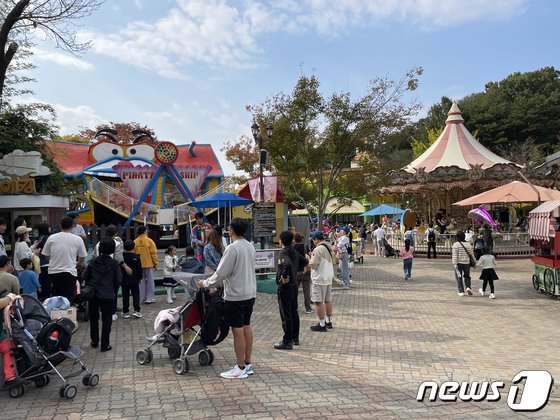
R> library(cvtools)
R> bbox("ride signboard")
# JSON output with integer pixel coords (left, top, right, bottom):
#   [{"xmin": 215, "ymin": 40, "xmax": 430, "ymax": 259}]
[{"xmin": 253, "ymin": 203, "xmax": 276, "ymax": 238}]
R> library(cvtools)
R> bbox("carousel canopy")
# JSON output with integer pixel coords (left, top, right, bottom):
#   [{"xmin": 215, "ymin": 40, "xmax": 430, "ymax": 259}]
[
  {"xmin": 453, "ymin": 181, "xmax": 560, "ymax": 206},
  {"xmin": 404, "ymin": 102, "xmax": 516, "ymax": 173}
]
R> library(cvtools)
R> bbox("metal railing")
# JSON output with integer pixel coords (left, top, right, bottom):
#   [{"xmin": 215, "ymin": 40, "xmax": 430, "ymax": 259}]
[
  {"xmin": 89, "ymin": 178, "xmax": 160, "ymax": 224},
  {"xmin": 383, "ymin": 231, "xmax": 531, "ymax": 258},
  {"xmin": 175, "ymin": 178, "xmax": 240, "ymax": 224}
]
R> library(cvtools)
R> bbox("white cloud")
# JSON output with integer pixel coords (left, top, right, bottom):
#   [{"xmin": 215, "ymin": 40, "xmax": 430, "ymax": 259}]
[
  {"xmin": 81, "ymin": 0, "xmax": 527, "ymax": 77},
  {"xmin": 50, "ymin": 103, "xmax": 108, "ymax": 134},
  {"xmin": 33, "ymin": 49, "xmax": 94, "ymax": 70}
]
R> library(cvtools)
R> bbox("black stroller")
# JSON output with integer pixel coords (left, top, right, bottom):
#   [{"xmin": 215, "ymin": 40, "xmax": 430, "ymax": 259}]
[
  {"xmin": 2, "ymin": 294, "xmax": 98, "ymax": 399},
  {"xmin": 136, "ymin": 274, "xmax": 228, "ymax": 375},
  {"xmin": 379, "ymin": 237, "xmax": 397, "ymax": 257}
]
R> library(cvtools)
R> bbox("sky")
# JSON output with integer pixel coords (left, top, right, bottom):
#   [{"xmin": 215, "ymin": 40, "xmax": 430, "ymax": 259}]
[{"xmin": 19, "ymin": 0, "xmax": 560, "ymax": 176}]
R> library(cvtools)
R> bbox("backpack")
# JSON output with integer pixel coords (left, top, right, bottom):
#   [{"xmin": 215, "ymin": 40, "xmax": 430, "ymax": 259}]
[
  {"xmin": 36, "ymin": 318, "xmax": 74, "ymax": 354},
  {"xmin": 428, "ymin": 230, "xmax": 436, "ymax": 242}
]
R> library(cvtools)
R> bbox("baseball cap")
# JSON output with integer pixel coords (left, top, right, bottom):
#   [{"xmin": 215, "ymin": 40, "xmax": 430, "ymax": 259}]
[
  {"xmin": 341, "ymin": 226, "xmax": 350, "ymax": 233},
  {"xmin": 309, "ymin": 231, "xmax": 323, "ymax": 240},
  {"xmin": 15, "ymin": 226, "xmax": 32, "ymax": 235}
]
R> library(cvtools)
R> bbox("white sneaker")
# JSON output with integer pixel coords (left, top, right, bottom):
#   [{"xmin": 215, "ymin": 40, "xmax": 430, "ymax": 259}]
[
  {"xmin": 479, "ymin": 288, "xmax": 485, "ymax": 296},
  {"xmin": 489, "ymin": 293, "xmax": 496, "ymax": 299},
  {"xmin": 122, "ymin": 312, "xmax": 130, "ymax": 319},
  {"xmin": 220, "ymin": 365, "xmax": 248, "ymax": 379},
  {"xmin": 133, "ymin": 311, "xmax": 142, "ymax": 318},
  {"xmin": 112, "ymin": 314, "xmax": 118, "ymax": 321},
  {"xmin": 466, "ymin": 288, "xmax": 473, "ymax": 296},
  {"xmin": 245, "ymin": 363, "xmax": 254, "ymax": 375},
  {"xmin": 167, "ymin": 298, "xmax": 173, "ymax": 304},
  {"xmin": 458, "ymin": 292, "xmax": 465, "ymax": 297}
]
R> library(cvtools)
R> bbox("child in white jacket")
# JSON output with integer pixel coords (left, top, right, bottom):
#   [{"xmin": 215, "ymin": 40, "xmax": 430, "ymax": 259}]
[
  {"xmin": 163, "ymin": 245, "xmax": 179, "ymax": 304},
  {"xmin": 476, "ymin": 247, "xmax": 499, "ymax": 299}
]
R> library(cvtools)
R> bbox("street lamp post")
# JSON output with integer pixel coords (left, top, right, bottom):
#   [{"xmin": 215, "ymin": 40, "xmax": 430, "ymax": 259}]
[{"xmin": 251, "ymin": 122, "xmax": 273, "ymax": 248}]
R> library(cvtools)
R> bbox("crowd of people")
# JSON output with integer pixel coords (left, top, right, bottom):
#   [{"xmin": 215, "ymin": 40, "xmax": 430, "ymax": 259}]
[{"xmin": 0, "ymin": 210, "xmax": 505, "ymax": 382}]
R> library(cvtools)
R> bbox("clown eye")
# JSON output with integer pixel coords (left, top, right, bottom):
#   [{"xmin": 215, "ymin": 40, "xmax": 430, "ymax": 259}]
[
  {"xmin": 91, "ymin": 142, "xmax": 124, "ymax": 161},
  {"xmin": 126, "ymin": 144, "xmax": 155, "ymax": 161}
]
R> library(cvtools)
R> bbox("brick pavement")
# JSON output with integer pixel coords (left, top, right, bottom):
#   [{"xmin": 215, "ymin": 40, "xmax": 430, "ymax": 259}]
[{"xmin": 1, "ymin": 255, "xmax": 559, "ymax": 419}]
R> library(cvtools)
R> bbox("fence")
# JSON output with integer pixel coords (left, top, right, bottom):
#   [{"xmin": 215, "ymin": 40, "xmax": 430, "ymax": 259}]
[{"xmin": 384, "ymin": 231, "xmax": 532, "ymax": 258}]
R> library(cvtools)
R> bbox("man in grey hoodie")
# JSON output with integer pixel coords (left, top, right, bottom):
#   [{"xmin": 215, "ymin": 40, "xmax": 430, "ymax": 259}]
[{"xmin": 198, "ymin": 218, "xmax": 256, "ymax": 379}]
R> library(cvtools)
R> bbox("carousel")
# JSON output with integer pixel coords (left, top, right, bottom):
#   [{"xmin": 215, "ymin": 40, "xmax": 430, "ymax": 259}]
[
  {"xmin": 381, "ymin": 102, "xmax": 559, "ymax": 229},
  {"xmin": 379, "ymin": 102, "xmax": 560, "ymax": 256}
]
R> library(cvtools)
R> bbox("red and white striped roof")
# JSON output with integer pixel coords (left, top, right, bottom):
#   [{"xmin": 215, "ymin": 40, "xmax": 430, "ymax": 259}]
[{"xmin": 404, "ymin": 102, "xmax": 515, "ymax": 173}]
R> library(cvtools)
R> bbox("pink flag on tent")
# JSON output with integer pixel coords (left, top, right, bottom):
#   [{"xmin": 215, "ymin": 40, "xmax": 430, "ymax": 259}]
[{"xmin": 248, "ymin": 176, "xmax": 277, "ymax": 202}]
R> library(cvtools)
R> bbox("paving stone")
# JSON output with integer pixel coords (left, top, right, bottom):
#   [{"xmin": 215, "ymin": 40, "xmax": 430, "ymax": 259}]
[{"xmin": 1, "ymin": 257, "xmax": 559, "ymax": 418}]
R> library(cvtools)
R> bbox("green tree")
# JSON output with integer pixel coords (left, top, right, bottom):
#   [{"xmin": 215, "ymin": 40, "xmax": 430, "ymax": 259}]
[
  {"xmin": 0, "ymin": 0, "xmax": 102, "ymax": 107},
  {"xmin": 239, "ymin": 68, "xmax": 422, "ymax": 227},
  {"xmin": 0, "ymin": 105, "xmax": 65, "ymax": 194},
  {"xmin": 411, "ymin": 127, "xmax": 440, "ymax": 158},
  {"xmin": 460, "ymin": 67, "xmax": 560, "ymax": 154}
]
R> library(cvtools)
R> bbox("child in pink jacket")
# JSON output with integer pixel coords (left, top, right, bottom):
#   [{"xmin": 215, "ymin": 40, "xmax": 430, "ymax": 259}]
[{"xmin": 399, "ymin": 239, "xmax": 414, "ymax": 281}]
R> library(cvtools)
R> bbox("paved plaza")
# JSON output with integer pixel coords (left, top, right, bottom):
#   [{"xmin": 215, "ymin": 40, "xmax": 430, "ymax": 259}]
[{"xmin": 2, "ymin": 255, "xmax": 559, "ymax": 419}]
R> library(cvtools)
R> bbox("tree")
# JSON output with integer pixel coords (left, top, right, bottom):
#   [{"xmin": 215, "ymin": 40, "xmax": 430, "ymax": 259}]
[
  {"xmin": 0, "ymin": 105, "xmax": 65, "ymax": 193},
  {"xmin": 77, "ymin": 122, "xmax": 158, "ymax": 144},
  {"xmin": 221, "ymin": 135, "xmax": 259, "ymax": 176},
  {"xmin": 0, "ymin": 0, "xmax": 103, "ymax": 105},
  {"xmin": 234, "ymin": 68, "xmax": 422, "ymax": 228},
  {"xmin": 460, "ymin": 67, "xmax": 560, "ymax": 154},
  {"xmin": 411, "ymin": 127, "xmax": 439, "ymax": 158}
]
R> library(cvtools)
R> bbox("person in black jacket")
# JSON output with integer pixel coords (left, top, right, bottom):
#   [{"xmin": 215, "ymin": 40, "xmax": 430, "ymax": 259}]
[
  {"xmin": 274, "ymin": 230, "xmax": 308, "ymax": 350},
  {"xmin": 120, "ymin": 240, "xmax": 143, "ymax": 319},
  {"xmin": 84, "ymin": 238, "xmax": 122, "ymax": 352}
]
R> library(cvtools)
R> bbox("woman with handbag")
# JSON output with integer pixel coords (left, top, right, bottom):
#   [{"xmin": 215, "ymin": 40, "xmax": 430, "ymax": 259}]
[{"xmin": 452, "ymin": 230, "xmax": 476, "ymax": 297}]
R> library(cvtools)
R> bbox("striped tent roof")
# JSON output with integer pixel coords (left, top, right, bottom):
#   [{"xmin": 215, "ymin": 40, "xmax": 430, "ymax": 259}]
[
  {"xmin": 404, "ymin": 102, "xmax": 515, "ymax": 173},
  {"xmin": 528, "ymin": 200, "xmax": 560, "ymax": 240}
]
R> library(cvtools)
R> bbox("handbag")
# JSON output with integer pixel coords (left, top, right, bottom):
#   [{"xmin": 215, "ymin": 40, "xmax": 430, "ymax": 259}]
[
  {"xmin": 311, "ymin": 257, "xmax": 335, "ymax": 284},
  {"xmin": 459, "ymin": 241, "xmax": 476, "ymax": 267}
]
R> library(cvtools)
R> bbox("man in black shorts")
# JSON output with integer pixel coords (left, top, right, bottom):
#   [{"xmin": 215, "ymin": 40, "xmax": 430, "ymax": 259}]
[{"xmin": 199, "ymin": 218, "xmax": 256, "ymax": 379}]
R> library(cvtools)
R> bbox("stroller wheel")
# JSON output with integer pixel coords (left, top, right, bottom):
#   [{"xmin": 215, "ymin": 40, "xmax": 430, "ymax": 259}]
[
  {"xmin": 198, "ymin": 350, "xmax": 211, "ymax": 366},
  {"xmin": 82, "ymin": 374, "xmax": 100, "ymax": 387},
  {"xmin": 60, "ymin": 385, "xmax": 77, "ymax": 399},
  {"xmin": 207, "ymin": 349, "xmax": 214, "ymax": 365},
  {"xmin": 8, "ymin": 384, "xmax": 24, "ymax": 398},
  {"xmin": 167, "ymin": 346, "xmax": 181, "ymax": 359},
  {"xmin": 136, "ymin": 350, "xmax": 152, "ymax": 365},
  {"xmin": 173, "ymin": 358, "xmax": 189, "ymax": 375},
  {"xmin": 35, "ymin": 375, "xmax": 50, "ymax": 387}
]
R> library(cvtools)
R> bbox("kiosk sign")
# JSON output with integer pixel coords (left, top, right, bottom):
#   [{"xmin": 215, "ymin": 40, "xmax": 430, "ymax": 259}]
[{"xmin": 253, "ymin": 203, "xmax": 276, "ymax": 239}]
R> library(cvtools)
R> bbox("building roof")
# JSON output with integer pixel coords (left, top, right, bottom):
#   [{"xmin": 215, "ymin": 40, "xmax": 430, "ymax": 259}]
[
  {"xmin": 44, "ymin": 140, "xmax": 224, "ymax": 177},
  {"xmin": 404, "ymin": 102, "xmax": 515, "ymax": 173}
]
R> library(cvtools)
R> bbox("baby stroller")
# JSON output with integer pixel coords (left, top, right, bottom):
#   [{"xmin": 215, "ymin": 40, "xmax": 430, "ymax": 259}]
[
  {"xmin": 135, "ymin": 273, "xmax": 228, "ymax": 375},
  {"xmin": 379, "ymin": 237, "xmax": 397, "ymax": 258},
  {"xmin": 2, "ymin": 293, "xmax": 98, "ymax": 399}
]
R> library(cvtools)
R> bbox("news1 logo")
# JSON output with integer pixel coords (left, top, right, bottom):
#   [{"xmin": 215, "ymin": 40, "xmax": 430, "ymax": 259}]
[{"xmin": 417, "ymin": 370, "xmax": 554, "ymax": 412}]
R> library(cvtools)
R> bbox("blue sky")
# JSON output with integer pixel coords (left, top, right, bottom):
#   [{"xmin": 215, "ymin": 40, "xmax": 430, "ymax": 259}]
[{"xmin": 23, "ymin": 0, "xmax": 560, "ymax": 175}]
